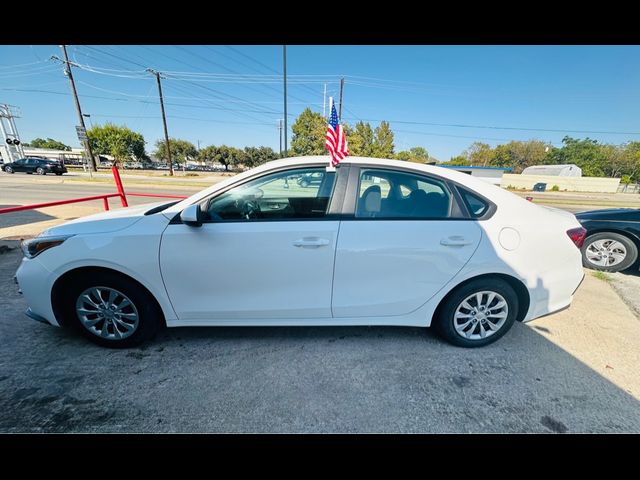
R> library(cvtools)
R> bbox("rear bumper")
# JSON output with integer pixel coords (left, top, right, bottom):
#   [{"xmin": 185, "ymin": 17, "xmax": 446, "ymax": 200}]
[{"xmin": 523, "ymin": 260, "xmax": 585, "ymax": 323}]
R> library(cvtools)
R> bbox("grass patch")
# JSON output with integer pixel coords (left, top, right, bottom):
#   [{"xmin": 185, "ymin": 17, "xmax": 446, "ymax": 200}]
[{"xmin": 591, "ymin": 271, "xmax": 611, "ymax": 282}]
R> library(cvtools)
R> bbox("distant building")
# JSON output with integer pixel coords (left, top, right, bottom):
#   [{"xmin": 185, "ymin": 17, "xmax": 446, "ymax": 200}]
[
  {"xmin": 522, "ymin": 164, "xmax": 582, "ymax": 177},
  {"xmin": 438, "ymin": 165, "xmax": 512, "ymax": 185}
]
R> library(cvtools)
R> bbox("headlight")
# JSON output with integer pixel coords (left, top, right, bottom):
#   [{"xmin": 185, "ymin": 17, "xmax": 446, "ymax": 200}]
[{"xmin": 21, "ymin": 234, "xmax": 74, "ymax": 259}]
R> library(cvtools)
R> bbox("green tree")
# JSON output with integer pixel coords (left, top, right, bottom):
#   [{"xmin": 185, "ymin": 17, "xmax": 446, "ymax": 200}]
[
  {"xmin": 621, "ymin": 142, "xmax": 640, "ymax": 181},
  {"xmin": 348, "ymin": 121, "xmax": 375, "ymax": 156},
  {"xmin": 463, "ymin": 142, "xmax": 493, "ymax": 166},
  {"xmin": 372, "ymin": 121, "xmax": 394, "ymax": 158},
  {"xmin": 443, "ymin": 155, "xmax": 472, "ymax": 166},
  {"xmin": 243, "ymin": 146, "xmax": 278, "ymax": 168},
  {"xmin": 290, "ymin": 108, "xmax": 327, "ymax": 156},
  {"xmin": 395, "ymin": 146, "xmax": 430, "ymax": 163},
  {"xmin": 28, "ymin": 137, "xmax": 71, "ymax": 151},
  {"xmin": 198, "ymin": 145, "xmax": 243, "ymax": 171},
  {"xmin": 87, "ymin": 123, "xmax": 146, "ymax": 165},
  {"xmin": 153, "ymin": 139, "xmax": 197, "ymax": 165},
  {"xmin": 545, "ymin": 136, "xmax": 606, "ymax": 177},
  {"xmin": 491, "ymin": 140, "xmax": 551, "ymax": 172}
]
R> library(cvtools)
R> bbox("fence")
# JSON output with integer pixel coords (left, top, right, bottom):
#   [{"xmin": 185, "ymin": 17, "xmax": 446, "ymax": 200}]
[{"xmin": 0, "ymin": 166, "xmax": 188, "ymax": 215}]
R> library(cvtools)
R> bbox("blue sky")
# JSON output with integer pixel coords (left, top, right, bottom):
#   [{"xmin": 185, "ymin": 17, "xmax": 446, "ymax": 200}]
[{"xmin": 1, "ymin": 45, "xmax": 639, "ymax": 160}]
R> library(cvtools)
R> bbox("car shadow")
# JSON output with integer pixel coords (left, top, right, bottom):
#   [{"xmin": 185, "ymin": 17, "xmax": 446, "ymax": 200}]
[
  {"xmin": 3, "ymin": 316, "xmax": 639, "ymax": 433},
  {"xmin": 0, "ymin": 206, "xmax": 56, "ymax": 229}
]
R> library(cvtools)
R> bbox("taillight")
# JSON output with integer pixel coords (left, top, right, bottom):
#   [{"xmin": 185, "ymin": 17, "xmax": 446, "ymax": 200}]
[{"xmin": 567, "ymin": 227, "xmax": 587, "ymax": 248}]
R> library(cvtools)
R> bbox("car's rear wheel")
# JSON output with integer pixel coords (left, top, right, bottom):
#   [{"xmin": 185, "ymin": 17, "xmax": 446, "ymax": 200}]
[
  {"xmin": 36, "ymin": 167, "xmax": 46, "ymax": 175},
  {"xmin": 4, "ymin": 166, "xmax": 13, "ymax": 173},
  {"xmin": 61, "ymin": 271, "xmax": 162, "ymax": 348},
  {"xmin": 55, "ymin": 172, "xmax": 63, "ymax": 176},
  {"xmin": 299, "ymin": 179, "xmax": 309, "ymax": 187},
  {"xmin": 434, "ymin": 278, "xmax": 518, "ymax": 348},
  {"xmin": 582, "ymin": 232, "xmax": 638, "ymax": 272}
]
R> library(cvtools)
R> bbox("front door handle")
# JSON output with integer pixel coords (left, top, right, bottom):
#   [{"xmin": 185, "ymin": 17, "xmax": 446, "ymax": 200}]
[
  {"xmin": 293, "ymin": 237, "xmax": 330, "ymax": 248},
  {"xmin": 440, "ymin": 236, "xmax": 474, "ymax": 247}
]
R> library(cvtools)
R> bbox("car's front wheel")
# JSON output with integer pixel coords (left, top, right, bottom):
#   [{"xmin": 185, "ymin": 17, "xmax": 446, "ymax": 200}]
[
  {"xmin": 5, "ymin": 166, "xmax": 13, "ymax": 173},
  {"xmin": 61, "ymin": 271, "xmax": 162, "ymax": 348},
  {"xmin": 582, "ymin": 232, "xmax": 638, "ymax": 272},
  {"xmin": 434, "ymin": 278, "xmax": 518, "ymax": 348}
]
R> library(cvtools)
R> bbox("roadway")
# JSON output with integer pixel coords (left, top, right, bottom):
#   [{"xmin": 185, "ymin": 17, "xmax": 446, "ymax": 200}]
[{"xmin": 0, "ymin": 173, "xmax": 201, "ymax": 207}]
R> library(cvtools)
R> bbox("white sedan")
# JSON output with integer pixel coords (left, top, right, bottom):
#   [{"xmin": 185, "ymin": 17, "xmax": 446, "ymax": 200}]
[{"xmin": 15, "ymin": 156, "xmax": 586, "ymax": 348}]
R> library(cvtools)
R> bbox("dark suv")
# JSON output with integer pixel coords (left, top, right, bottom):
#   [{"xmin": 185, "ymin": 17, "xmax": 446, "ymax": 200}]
[{"xmin": 1, "ymin": 157, "xmax": 68, "ymax": 175}]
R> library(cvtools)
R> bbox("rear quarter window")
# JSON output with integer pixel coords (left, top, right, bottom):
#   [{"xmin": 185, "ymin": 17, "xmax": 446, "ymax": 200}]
[{"xmin": 459, "ymin": 189, "xmax": 490, "ymax": 218}]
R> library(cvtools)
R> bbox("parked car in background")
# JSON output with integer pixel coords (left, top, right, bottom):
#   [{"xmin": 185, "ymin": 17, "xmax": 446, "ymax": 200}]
[
  {"xmin": 1, "ymin": 157, "xmax": 67, "ymax": 175},
  {"xmin": 16, "ymin": 156, "xmax": 585, "ymax": 349},
  {"xmin": 296, "ymin": 171, "xmax": 324, "ymax": 187},
  {"xmin": 576, "ymin": 208, "xmax": 640, "ymax": 272}
]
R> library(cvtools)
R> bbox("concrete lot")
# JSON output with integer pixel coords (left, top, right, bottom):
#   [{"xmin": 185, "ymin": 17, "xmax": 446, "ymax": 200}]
[{"xmin": 1, "ymin": 172, "xmax": 639, "ymax": 432}]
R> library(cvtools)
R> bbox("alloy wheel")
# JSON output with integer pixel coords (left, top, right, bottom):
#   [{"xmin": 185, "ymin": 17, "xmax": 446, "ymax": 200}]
[
  {"xmin": 75, "ymin": 286, "xmax": 140, "ymax": 340},
  {"xmin": 585, "ymin": 239, "xmax": 627, "ymax": 267},
  {"xmin": 453, "ymin": 291, "xmax": 509, "ymax": 340}
]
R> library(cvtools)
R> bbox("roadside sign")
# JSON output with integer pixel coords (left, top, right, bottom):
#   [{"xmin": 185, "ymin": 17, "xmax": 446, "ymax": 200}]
[{"xmin": 76, "ymin": 125, "xmax": 87, "ymax": 141}]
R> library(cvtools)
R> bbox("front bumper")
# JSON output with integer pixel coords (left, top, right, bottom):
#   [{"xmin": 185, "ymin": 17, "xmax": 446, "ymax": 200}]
[
  {"xmin": 25, "ymin": 308, "xmax": 52, "ymax": 325},
  {"xmin": 15, "ymin": 256, "xmax": 60, "ymax": 327}
]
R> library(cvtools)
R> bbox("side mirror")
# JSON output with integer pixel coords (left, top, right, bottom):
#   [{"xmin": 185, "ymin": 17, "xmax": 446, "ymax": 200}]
[{"xmin": 180, "ymin": 204, "xmax": 205, "ymax": 227}]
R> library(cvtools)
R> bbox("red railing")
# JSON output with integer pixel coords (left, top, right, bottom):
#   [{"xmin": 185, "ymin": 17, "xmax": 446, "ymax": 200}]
[{"xmin": 0, "ymin": 166, "xmax": 188, "ymax": 215}]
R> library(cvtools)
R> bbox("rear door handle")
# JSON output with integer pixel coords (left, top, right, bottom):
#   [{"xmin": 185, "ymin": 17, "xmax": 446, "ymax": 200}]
[
  {"xmin": 440, "ymin": 236, "xmax": 474, "ymax": 247},
  {"xmin": 293, "ymin": 237, "xmax": 330, "ymax": 248}
]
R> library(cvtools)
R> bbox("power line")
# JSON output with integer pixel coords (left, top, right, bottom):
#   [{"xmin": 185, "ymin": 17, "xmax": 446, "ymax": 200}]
[
  {"xmin": 340, "ymin": 116, "xmax": 640, "ymax": 136},
  {"xmin": 0, "ymin": 59, "xmax": 47, "ymax": 69}
]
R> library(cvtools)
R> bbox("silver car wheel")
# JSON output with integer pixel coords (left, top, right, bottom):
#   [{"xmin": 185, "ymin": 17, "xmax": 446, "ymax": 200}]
[
  {"xmin": 453, "ymin": 291, "xmax": 509, "ymax": 340},
  {"xmin": 75, "ymin": 286, "xmax": 139, "ymax": 340},
  {"xmin": 585, "ymin": 239, "xmax": 627, "ymax": 267}
]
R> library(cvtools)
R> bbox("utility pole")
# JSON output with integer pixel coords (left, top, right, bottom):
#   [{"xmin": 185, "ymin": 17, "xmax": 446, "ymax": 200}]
[
  {"xmin": 278, "ymin": 119, "xmax": 283, "ymax": 158},
  {"xmin": 338, "ymin": 78, "xmax": 345, "ymax": 120},
  {"xmin": 323, "ymin": 83, "xmax": 327, "ymax": 118},
  {"xmin": 283, "ymin": 45, "xmax": 288, "ymax": 157},
  {"xmin": 148, "ymin": 69, "xmax": 173, "ymax": 176},
  {"xmin": 59, "ymin": 45, "xmax": 97, "ymax": 172}
]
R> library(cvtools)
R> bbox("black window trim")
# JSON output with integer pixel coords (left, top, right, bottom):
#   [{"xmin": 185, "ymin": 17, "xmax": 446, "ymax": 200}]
[
  {"xmin": 453, "ymin": 184, "xmax": 497, "ymax": 221},
  {"xmin": 170, "ymin": 163, "xmax": 351, "ymax": 225},
  {"xmin": 341, "ymin": 163, "xmax": 496, "ymax": 221}
]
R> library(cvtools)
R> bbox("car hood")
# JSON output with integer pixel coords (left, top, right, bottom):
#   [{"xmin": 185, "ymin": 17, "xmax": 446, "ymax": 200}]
[
  {"xmin": 575, "ymin": 208, "xmax": 640, "ymax": 222},
  {"xmin": 38, "ymin": 201, "xmax": 169, "ymax": 237}
]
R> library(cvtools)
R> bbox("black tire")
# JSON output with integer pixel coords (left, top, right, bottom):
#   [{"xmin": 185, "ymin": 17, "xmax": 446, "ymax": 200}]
[
  {"xmin": 300, "ymin": 179, "xmax": 309, "ymax": 187},
  {"xmin": 60, "ymin": 271, "xmax": 162, "ymax": 348},
  {"xmin": 433, "ymin": 278, "xmax": 518, "ymax": 348},
  {"xmin": 581, "ymin": 232, "xmax": 638, "ymax": 272},
  {"xmin": 55, "ymin": 172, "xmax": 63, "ymax": 176},
  {"xmin": 5, "ymin": 166, "xmax": 12, "ymax": 173},
  {"xmin": 36, "ymin": 167, "xmax": 45, "ymax": 175}
]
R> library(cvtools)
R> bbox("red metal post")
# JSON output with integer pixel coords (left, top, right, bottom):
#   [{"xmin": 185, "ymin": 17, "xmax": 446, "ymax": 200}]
[
  {"xmin": 111, "ymin": 165, "xmax": 128, "ymax": 207},
  {"xmin": 103, "ymin": 197, "xmax": 110, "ymax": 211},
  {"xmin": 0, "ymin": 194, "xmax": 121, "ymax": 214}
]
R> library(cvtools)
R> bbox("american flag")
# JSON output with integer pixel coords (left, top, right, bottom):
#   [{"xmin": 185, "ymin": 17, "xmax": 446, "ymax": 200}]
[{"xmin": 325, "ymin": 103, "xmax": 349, "ymax": 167}]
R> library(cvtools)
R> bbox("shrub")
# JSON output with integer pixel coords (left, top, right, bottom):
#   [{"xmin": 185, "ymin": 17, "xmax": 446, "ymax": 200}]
[{"xmin": 551, "ymin": 185, "xmax": 560, "ymax": 191}]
